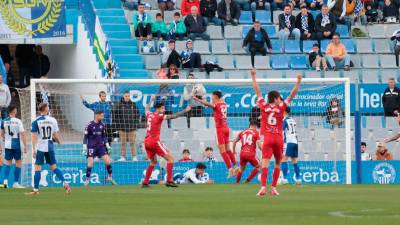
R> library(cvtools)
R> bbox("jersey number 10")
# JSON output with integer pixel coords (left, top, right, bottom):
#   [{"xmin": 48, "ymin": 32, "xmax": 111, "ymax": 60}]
[{"xmin": 41, "ymin": 126, "xmax": 52, "ymax": 140}]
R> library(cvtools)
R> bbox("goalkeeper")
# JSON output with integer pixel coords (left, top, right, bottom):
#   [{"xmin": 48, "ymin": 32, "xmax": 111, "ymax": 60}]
[{"xmin": 83, "ymin": 110, "xmax": 116, "ymax": 186}]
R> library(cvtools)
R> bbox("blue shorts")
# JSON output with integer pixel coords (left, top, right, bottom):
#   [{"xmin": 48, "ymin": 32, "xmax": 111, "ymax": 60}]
[
  {"xmin": 35, "ymin": 150, "xmax": 57, "ymax": 166},
  {"xmin": 285, "ymin": 143, "xmax": 298, "ymax": 158},
  {"xmin": 87, "ymin": 146, "xmax": 107, "ymax": 158},
  {"xmin": 5, "ymin": 148, "xmax": 22, "ymax": 161}
]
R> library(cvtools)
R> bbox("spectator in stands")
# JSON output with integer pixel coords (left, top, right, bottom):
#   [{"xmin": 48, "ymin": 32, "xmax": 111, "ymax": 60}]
[
  {"xmin": 163, "ymin": 40, "xmax": 182, "ymax": 67},
  {"xmin": 315, "ymin": 5, "xmax": 337, "ymax": 40},
  {"xmin": 183, "ymin": 73, "xmax": 206, "ymax": 126},
  {"xmin": 133, "ymin": 4, "xmax": 152, "ymax": 41},
  {"xmin": 295, "ymin": 5, "xmax": 316, "ymax": 40},
  {"xmin": 382, "ymin": 77, "xmax": 400, "ymax": 117},
  {"xmin": 327, "ymin": 0, "xmax": 351, "ymax": 28},
  {"xmin": 31, "ymin": 45, "xmax": 50, "ymax": 79},
  {"xmin": 374, "ymin": 142, "xmax": 393, "ymax": 160},
  {"xmin": 242, "ymin": 21, "xmax": 272, "ymax": 67},
  {"xmin": 344, "ymin": 0, "xmax": 367, "ymax": 26},
  {"xmin": 167, "ymin": 64, "xmax": 180, "ymax": 79},
  {"xmin": 156, "ymin": 65, "xmax": 168, "ymax": 79},
  {"xmin": 168, "ymin": 12, "xmax": 187, "ymax": 41},
  {"xmin": 151, "ymin": 13, "xmax": 168, "ymax": 41},
  {"xmin": 391, "ymin": 29, "xmax": 400, "ymax": 67},
  {"xmin": 217, "ymin": 0, "xmax": 241, "ymax": 26},
  {"xmin": 249, "ymin": 104, "xmax": 261, "ymax": 128},
  {"xmin": 121, "ymin": 0, "xmax": 140, "ymax": 10},
  {"xmin": 309, "ymin": 43, "xmax": 328, "ymax": 71},
  {"xmin": 15, "ymin": 44, "xmax": 34, "ymax": 88},
  {"xmin": 365, "ymin": 2, "xmax": 379, "ymax": 23},
  {"xmin": 326, "ymin": 97, "xmax": 344, "ymax": 127},
  {"xmin": 181, "ymin": 0, "xmax": 200, "ymax": 16},
  {"xmin": 179, "ymin": 149, "xmax": 195, "ymax": 162},
  {"xmin": 308, "ymin": 0, "xmax": 323, "ymax": 10},
  {"xmin": 361, "ymin": 142, "xmax": 372, "ymax": 161},
  {"xmin": 158, "ymin": 0, "xmax": 175, "ymax": 14},
  {"xmin": 81, "ymin": 91, "xmax": 114, "ymax": 144},
  {"xmin": 115, "ymin": 91, "xmax": 140, "ymax": 162},
  {"xmin": 0, "ymin": 75, "xmax": 11, "ymax": 119},
  {"xmin": 181, "ymin": 39, "xmax": 203, "ymax": 69},
  {"xmin": 325, "ymin": 33, "xmax": 351, "ymax": 71},
  {"xmin": 184, "ymin": 6, "xmax": 210, "ymax": 40},
  {"xmin": 382, "ymin": 0, "xmax": 399, "ymax": 23},
  {"xmin": 203, "ymin": 147, "xmax": 217, "ymax": 162},
  {"xmin": 250, "ymin": 0, "xmax": 271, "ymax": 14},
  {"xmin": 200, "ymin": 0, "xmax": 222, "ymax": 25},
  {"xmin": 0, "ymin": 44, "xmax": 13, "ymax": 87},
  {"xmin": 278, "ymin": 5, "xmax": 301, "ymax": 45}
]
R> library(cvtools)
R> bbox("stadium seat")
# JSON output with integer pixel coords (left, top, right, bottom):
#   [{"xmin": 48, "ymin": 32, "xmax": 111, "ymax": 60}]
[
  {"xmin": 242, "ymin": 26, "xmax": 252, "ymax": 38},
  {"xmin": 304, "ymin": 71, "xmax": 322, "ymax": 78},
  {"xmin": 361, "ymin": 54, "xmax": 380, "ymax": 69},
  {"xmin": 208, "ymin": 25, "xmax": 223, "ymax": 39},
  {"xmin": 302, "ymin": 40, "xmax": 318, "ymax": 53},
  {"xmin": 343, "ymin": 70, "xmax": 360, "ymax": 83},
  {"xmin": 271, "ymin": 55, "xmax": 289, "ymax": 69},
  {"xmin": 163, "ymin": 10, "xmax": 176, "ymax": 23},
  {"xmin": 366, "ymin": 116, "xmax": 384, "ymax": 129},
  {"xmin": 380, "ymin": 55, "xmax": 398, "ymax": 68},
  {"xmin": 147, "ymin": 0, "xmax": 158, "ymax": 9},
  {"xmin": 193, "ymin": 40, "xmax": 210, "ymax": 54},
  {"xmin": 211, "ymin": 40, "xmax": 229, "ymax": 54},
  {"xmin": 374, "ymin": 39, "xmax": 392, "ymax": 54},
  {"xmin": 209, "ymin": 72, "xmax": 226, "ymax": 79},
  {"xmin": 270, "ymin": 39, "xmax": 283, "ymax": 53},
  {"xmin": 216, "ymin": 55, "xmax": 236, "ymax": 69},
  {"xmin": 342, "ymin": 39, "xmax": 355, "ymax": 53},
  {"xmin": 320, "ymin": 39, "xmax": 330, "ymax": 53},
  {"xmin": 385, "ymin": 117, "xmax": 399, "ymax": 129},
  {"xmin": 230, "ymin": 39, "xmax": 247, "ymax": 54},
  {"xmin": 336, "ymin": 25, "xmax": 350, "ymax": 38},
  {"xmin": 350, "ymin": 25, "xmax": 369, "ymax": 38},
  {"xmin": 147, "ymin": 10, "xmax": 158, "ymax": 21},
  {"xmin": 284, "ymin": 40, "xmax": 301, "ymax": 53},
  {"xmin": 355, "ymin": 39, "xmax": 373, "ymax": 53},
  {"xmin": 262, "ymin": 25, "xmax": 277, "ymax": 38},
  {"xmin": 289, "ymin": 55, "xmax": 308, "ymax": 69},
  {"xmin": 171, "ymin": 117, "xmax": 188, "ymax": 129},
  {"xmin": 350, "ymin": 54, "xmax": 361, "ymax": 68},
  {"xmin": 228, "ymin": 71, "xmax": 246, "ymax": 79},
  {"xmin": 285, "ymin": 70, "xmax": 302, "ymax": 78},
  {"xmin": 224, "ymin": 25, "xmax": 242, "ymax": 39},
  {"xmin": 324, "ymin": 71, "xmax": 341, "ymax": 78},
  {"xmin": 381, "ymin": 69, "xmax": 399, "ymax": 83},
  {"xmin": 361, "ymin": 69, "xmax": 380, "ymax": 83},
  {"xmin": 254, "ymin": 56, "xmax": 271, "ymax": 69},
  {"xmin": 145, "ymin": 55, "xmax": 161, "ymax": 69},
  {"xmin": 310, "ymin": 10, "xmax": 320, "ymax": 18},
  {"xmin": 175, "ymin": 40, "xmax": 186, "ymax": 53},
  {"xmin": 385, "ymin": 24, "xmax": 399, "ymax": 38},
  {"xmin": 239, "ymin": 11, "xmax": 253, "ymax": 24},
  {"xmin": 255, "ymin": 10, "xmax": 272, "ymax": 24},
  {"xmin": 235, "ymin": 56, "xmax": 253, "ymax": 69},
  {"xmin": 102, "ymin": 24, "xmax": 131, "ymax": 32},
  {"xmin": 192, "ymin": 72, "xmax": 207, "ymax": 79},
  {"xmin": 175, "ymin": 0, "xmax": 182, "ymax": 9},
  {"xmin": 202, "ymin": 55, "xmax": 216, "ymax": 63},
  {"xmin": 272, "ymin": 10, "xmax": 283, "ymax": 24},
  {"xmin": 368, "ymin": 24, "xmax": 386, "ymax": 38},
  {"xmin": 176, "ymin": 129, "xmax": 194, "ymax": 140}
]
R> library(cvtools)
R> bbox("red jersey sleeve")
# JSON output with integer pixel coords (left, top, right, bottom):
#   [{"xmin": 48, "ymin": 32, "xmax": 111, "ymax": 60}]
[{"xmin": 257, "ymin": 97, "xmax": 267, "ymax": 110}]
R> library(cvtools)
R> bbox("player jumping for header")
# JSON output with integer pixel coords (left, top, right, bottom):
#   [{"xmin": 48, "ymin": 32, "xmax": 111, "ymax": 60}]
[
  {"xmin": 193, "ymin": 91, "xmax": 238, "ymax": 178},
  {"xmin": 250, "ymin": 69, "xmax": 301, "ymax": 196},
  {"xmin": 83, "ymin": 110, "xmax": 117, "ymax": 186},
  {"xmin": 232, "ymin": 121, "xmax": 262, "ymax": 184},
  {"xmin": 26, "ymin": 103, "xmax": 71, "ymax": 195},
  {"xmin": 142, "ymin": 96, "xmax": 191, "ymax": 188}
]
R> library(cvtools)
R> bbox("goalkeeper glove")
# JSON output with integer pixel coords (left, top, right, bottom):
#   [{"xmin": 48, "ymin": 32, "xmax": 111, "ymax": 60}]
[
  {"xmin": 106, "ymin": 143, "xmax": 112, "ymax": 155},
  {"xmin": 82, "ymin": 144, "xmax": 87, "ymax": 156}
]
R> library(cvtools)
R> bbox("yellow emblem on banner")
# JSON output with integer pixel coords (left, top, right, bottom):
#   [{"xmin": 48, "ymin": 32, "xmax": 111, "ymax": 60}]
[{"xmin": 0, "ymin": 0, "xmax": 61, "ymax": 36}]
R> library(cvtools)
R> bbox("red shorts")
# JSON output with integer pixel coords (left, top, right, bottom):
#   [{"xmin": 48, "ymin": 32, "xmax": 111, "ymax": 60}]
[
  {"xmin": 262, "ymin": 135, "xmax": 284, "ymax": 161},
  {"xmin": 240, "ymin": 152, "xmax": 260, "ymax": 168},
  {"xmin": 216, "ymin": 127, "xmax": 230, "ymax": 145},
  {"xmin": 144, "ymin": 138, "xmax": 170, "ymax": 159}
]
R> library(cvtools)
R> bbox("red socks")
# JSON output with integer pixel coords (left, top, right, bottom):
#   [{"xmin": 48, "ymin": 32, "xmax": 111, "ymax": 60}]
[
  {"xmin": 166, "ymin": 162, "xmax": 173, "ymax": 182},
  {"xmin": 261, "ymin": 167, "xmax": 268, "ymax": 187},
  {"xmin": 236, "ymin": 170, "xmax": 243, "ymax": 183},
  {"xmin": 246, "ymin": 168, "xmax": 259, "ymax": 182},
  {"xmin": 221, "ymin": 152, "xmax": 232, "ymax": 169},
  {"xmin": 143, "ymin": 164, "xmax": 155, "ymax": 185},
  {"xmin": 227, "ymin": 150, "xmax": 236, "ymax": 166},
  {"xmin": 272, "ymin": 167, "xmax": 280, "ymax": 187}
]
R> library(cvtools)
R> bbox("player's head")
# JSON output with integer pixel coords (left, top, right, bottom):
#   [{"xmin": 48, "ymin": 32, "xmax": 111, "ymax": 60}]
[
  {"xmin": 267, "ymin": 90, "xmax": 282, "ymax": 104},
  {"xmin": 211, "ymin": 91, "xmax": 222, "ymax": 102},
  {"xmin": 249, "ymin": 120, "xmax": 258, "ymax": 129},
  {"xmin": 361, "ymin": 142, "xmax": 367, "ymax": 152},
  {"xmin": 154, "ymin": 101, "xmax": 166, "ymax": 113},
  {"xmin": 195, "ymin": 163, "xmax": 207, "ymax": 175},
  {"xmin": 8, "ymin": 105, "xmax": 17, "ymax": 117},
  {"xmin": 99, "ymin": 91, "xmax": 107, "ymax": 102},
  {"xmin": 38, "ymin": 102, "xmax": 49, "ymax": 115},
  {"xmin": 94, "ymin": 110, "xmax": 104, "ymax": 122},
  {"xmin": 284, "ymin": 107, "xmax": 291, "ymax": 116}
]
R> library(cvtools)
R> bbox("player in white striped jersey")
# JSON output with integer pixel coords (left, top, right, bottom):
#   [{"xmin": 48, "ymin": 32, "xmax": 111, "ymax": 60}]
[
  {"xmin": 175, "ymin": 163, "xmax": 213, "ymax": 184},
  {"xmin": 26, "ymin": 103, "xmax": 71, "ymax": 195},
  {"xmin": 1, "ymin": 105, "xmax": 27, "ymax": 188},
  {"xmin": 280, "ymin": 107, "xmax": 301, "ymax": 185}
]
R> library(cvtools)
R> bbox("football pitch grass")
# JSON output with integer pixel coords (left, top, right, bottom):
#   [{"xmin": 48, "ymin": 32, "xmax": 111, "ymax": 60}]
[{"xmin": 1, "ymin": 184, "xmax": 399, "ymax": 225}]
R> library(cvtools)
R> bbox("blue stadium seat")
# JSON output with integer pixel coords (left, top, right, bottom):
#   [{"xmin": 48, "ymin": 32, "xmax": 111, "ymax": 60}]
[
  {"xmin": 271, "ymin": 55, "xmax": 289, "ymax": 69},
  {"xmin": 118, "ymin": 69, "xmax": 149, "ymax": 78},
  {"xmin": 336, "ymin": 25, "xmax": 350, "ymax": 38},
  {"xmin": 342, "ymin": 39, "xmax": 355, "ymax": 53},
  {"xmin": 255, "ymin": 10, "xmax": 272, "ymax": 24},
  {"xmin": 270, "ymin": 39, "xmax": 283, "ymax": 53},
  {"xmin": 320, "ymin": 39, "xmax": 330, "ymax": 53},
  {"xmin": 290, "ymin": 55, "xmax": 308, "ymax": 69},
  {"xmin": 284, "ymin": 40, "xmax": 301, "ymax": 53},
  {"xmin": 262, "ymin": 25, "xmax": 277, "ymax": 38},
  {"xmin": 310, "ymin": 10, "xmax": 320, "ymax": 18},
  {"xmin": 302, "ymin": 40, "xmax": 318, "ymax": 53},
  {"xmin": 242, "ymin": 26, "xmax": 252, "ymax": 38},
  {"xmin": 239, "ymin": 11, "xmax": 253, "ymax": 24}
]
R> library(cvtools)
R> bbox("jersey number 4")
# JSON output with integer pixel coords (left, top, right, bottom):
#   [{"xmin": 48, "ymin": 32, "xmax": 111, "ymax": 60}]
[{"xmin": 6, "ymin": 126, "xmax": 14, "ymax": 137}]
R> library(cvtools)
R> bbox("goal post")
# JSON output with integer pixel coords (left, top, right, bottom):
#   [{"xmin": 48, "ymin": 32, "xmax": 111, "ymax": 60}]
[{"xmin": 22, "ymin": 77, "xmax": 351, "ymax": 187}]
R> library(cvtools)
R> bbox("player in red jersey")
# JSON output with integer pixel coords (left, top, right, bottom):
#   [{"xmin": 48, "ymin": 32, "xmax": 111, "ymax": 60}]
[
  {"xmin": 142, "ymin": 96, "xmax": 191, "ymax": 188},
  {"xmin": 232, "ymin": 121, "xmax": 262, "ymax": 183},
  {"xmin": 250, "ymin": 69, "xmax": 302, "ymax": 196},
  {"xmin": 193, "ymin": 91, "xmax": 237, "ymax": 178}
]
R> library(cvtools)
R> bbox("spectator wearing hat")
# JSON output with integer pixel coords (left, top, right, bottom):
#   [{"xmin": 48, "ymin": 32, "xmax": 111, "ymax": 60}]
[
  {"xmin": 374, "ymin": 142, "xmax": 393, "ymax": 160},
  {"xmin": 162, "ymin": 40, "xmax": 182, "ymax": 67},
  {"xmin": 325, "ymin": 33, "xmax": 351, "ymax": 71},
  {"xmin": 315, "ymin": 4, "xmax": 337, "ymax": 40},
  {"xmin": 179, "ymin": 149, "xmax": 195, "ymax": 162},
  {"xmin": 217, "ymin": 0, "xmax": 241, "ymax": 26},
  {"xmin": 295, "ymin": 5, "xmax": 316, "ymax": 40},
  {"xmin": 242, "ymin": 21, "xmax": 272, "ymax": 67},
  {"xmin": 382, "ymin": 77, "xmax": 400, "ymax": 117},
  {"xmin": 309, "ymin": 43, "xmax": 328, "ymax": 71},
  {"xmin": 361, "ymin": 142, "xmax": 372, "ymax": 161},
  {"xmin": 133, "ymin": 4, "xmax": 152, "ymax": 40},
  {"xmin": 200, "ymin": 0, "xmax": 222, "ymax": 25},
  {"xmin": 181, "ymin": 39, "xmax": 202, "ymax": 69},
  {"xmin": 184, "ymin": 6, "xmax": 210, "ymax": 40},
  {"xmin": 151, "ymin": 13, "xmax": 168, "ymax": 41},
  {"xmin": 168, "ymin": 12, "xmax": 187, "ymax": 40},
  {"xmin": 278, "ymin": 5, "xmax": 301, "ymax": 45}
]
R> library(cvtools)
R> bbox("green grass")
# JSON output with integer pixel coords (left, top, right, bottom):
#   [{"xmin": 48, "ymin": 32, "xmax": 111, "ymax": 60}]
[{"xmin": 1, "ymin": 184, "xmax": 399, "ymax": 225}]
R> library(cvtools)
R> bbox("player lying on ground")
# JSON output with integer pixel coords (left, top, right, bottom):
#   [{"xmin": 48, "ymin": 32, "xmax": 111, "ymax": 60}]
[
  {"xmin": 175, "ymin": 163, "xmax": 214, "ymax": 184},
  {"xmin": 83, "ymin": 110, "xmax": 117, "ymax": 186},
  {"xmin": 1, "ymin": 105, "xmax": 27, "ymax": 188},
  {"xmin": 250, "ymin": 69, "xmax": 302, "ymax": 196},
  {"xmin": 193, "ymin": 91, "xmax": 237, "ymax": 178},
  {"xmin": 27, "ymin": 103, "xmax": 71, "ymax": 195},
  {"xmin": 280, "ymin": 107, "xmax": 301, "ymax": 185},
  {"xmin": 233, "ymin": 121, "xmax": 262, "ymax": 184},
  {"xmin": 142, "ymin": 96, "xmax": 191, "ymax": 188}
]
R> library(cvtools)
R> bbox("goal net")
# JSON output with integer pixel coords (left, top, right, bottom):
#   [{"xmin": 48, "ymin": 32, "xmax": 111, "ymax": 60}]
[{"xmin": 16, "ymin": 77, "xmax": 351, "ymax": 187}]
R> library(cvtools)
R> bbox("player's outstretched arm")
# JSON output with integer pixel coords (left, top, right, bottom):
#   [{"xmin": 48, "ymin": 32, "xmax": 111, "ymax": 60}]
[
  {"xmin": 286, "ymin": 74, "xmax": 302, "ymax": 104},
  {"xmin": 165, "ymin": 106, "xmax": 192, "ymax": 120},
  {"xmin": 145, "ymin": 95, "xmax": 156, "ymax": 113},
  {"xmin": 192, "ymin": 95, "xmax": 215, "ymax": 108},
  {"xmin": 384, "ymin": 133, "xmax": 400, "ymax": 143},
  {"xmin": 250, "ymin": 69, "xmax": 262, "ymax": 98}
]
